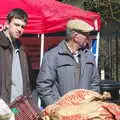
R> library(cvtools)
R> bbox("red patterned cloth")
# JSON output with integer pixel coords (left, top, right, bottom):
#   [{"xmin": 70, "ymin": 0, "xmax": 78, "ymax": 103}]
[
  {"xmin": 9, "ymin": 95, "xmax": 42, "ymax": 120},
  {"xmin": 42, "ymin": 89, "xmax": 120, "ymax": 120}
]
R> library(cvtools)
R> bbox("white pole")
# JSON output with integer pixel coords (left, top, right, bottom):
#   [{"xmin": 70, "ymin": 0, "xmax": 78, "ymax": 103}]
[
  {"xmin": 40, "ymin": 34, "xmax": 45, "ymax": 67},
  {"xmin": 101, "ymin": 69, "xmax": 105, "ymax": 80},
  {"xmin": 38, "ymin": 33, "xmax": 45, "ymax": 108},
  {"xmin": 94, "ymin": 19, "xmax": 100, "ymax": 67}
]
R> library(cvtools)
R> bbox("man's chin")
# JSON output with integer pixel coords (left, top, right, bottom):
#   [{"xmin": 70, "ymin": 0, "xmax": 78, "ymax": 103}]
[{"xmin": 14, "ymin": 35, "xmax": 21, "ymax": 39}]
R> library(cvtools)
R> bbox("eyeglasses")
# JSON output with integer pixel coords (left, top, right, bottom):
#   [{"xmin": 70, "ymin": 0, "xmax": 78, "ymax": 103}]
[
  {"xmin": 78, "ymin": 31, "xmax": 90, "ymax": 37},
  {"xmin": 73, "ymin": 30, "xmax": 98, "ymax": 37}
]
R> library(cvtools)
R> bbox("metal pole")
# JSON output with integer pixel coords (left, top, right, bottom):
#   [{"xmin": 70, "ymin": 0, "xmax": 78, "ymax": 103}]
[
  {"xmin": 94, "ymin": 19, "xmax": 100, "ymax": 67},
  {"xmin": 38, "ymin": 33, "xmax": 45, "ymax": 108},
  {"xmin": 116, "ymin": 31, "xmax": 118, "ymax": 81},
  {"xmin": 40, "ymin": 34, "xmax": 45, "ymax": 67}
]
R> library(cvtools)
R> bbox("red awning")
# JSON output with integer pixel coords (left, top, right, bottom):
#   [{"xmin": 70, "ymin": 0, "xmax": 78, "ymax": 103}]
[{"xmin": 0, "ymin": 0, "xmax": 101, "ymax": 34}]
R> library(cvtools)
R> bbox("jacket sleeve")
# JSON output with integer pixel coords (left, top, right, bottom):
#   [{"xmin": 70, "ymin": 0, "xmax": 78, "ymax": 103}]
[
  {"xmin": 36, "ymin": 54, "xmax": 60, "ymax": 106},
  {"xmin": 90, "ymin": 61, "xmax": 100, "ymax": 93}
]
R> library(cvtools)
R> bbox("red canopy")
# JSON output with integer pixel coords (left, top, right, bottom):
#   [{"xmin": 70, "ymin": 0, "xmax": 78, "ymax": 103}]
[{"xmin": 0, "ymin": 0, "xmax": 101, "ymax": 34}]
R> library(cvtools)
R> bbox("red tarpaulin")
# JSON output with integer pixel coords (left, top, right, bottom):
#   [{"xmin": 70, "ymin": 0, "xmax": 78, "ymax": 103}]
[{"xmin": 0, "ymin": 0, "xmax": 101, "ymax": 34}]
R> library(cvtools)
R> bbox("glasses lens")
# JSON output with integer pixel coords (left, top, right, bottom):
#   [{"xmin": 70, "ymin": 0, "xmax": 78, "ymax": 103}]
[
  {"xmin": 73, "ymin": 30, "xmax": 98, "ymax": 37},
  {"xmin": 81, "ymin": 32, "xmax": 90, "ymax": 36}
]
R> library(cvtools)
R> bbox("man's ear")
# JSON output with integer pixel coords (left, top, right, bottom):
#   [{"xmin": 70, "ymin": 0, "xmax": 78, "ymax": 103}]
[{"xmin": 71, "ymin": 31, "xmax": 77, "ymax": 39}]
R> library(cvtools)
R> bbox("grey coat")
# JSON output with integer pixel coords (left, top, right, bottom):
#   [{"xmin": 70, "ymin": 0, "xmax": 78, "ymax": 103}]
[{"xmin": 36, "ymin": 40, "xmax": 100, "ymax": 106}]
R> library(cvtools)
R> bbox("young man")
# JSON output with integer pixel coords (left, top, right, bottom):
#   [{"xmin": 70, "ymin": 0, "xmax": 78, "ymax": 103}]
[
  {"xmin": 36, "ymin": 19, "xmax": 100, "ymax": 107},
  {"xmin": 0, "ymin": 8, "xmax": 31, "ymax": 104}
]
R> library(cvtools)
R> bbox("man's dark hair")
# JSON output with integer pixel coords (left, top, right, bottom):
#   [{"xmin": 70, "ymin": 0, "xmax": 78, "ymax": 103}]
[{"xmin": 7, "ymin": 8, "xmax": 28, "ymax": 23}]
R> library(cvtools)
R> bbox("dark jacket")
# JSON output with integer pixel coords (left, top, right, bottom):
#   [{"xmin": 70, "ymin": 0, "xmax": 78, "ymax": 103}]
[
  {"xmin": 36, "ymin": 40, "xmax": 100, "ymax": 106},
  {"xmin": 0, "ymin": 31, "xmax": 31, "ymax": 104}
]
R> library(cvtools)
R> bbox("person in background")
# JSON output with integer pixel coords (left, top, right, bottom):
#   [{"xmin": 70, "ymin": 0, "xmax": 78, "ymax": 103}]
[
  {"xmin": 36, "ymin": 19, "xmax": 100, "ymax": 107},
  {"xmin": 0, "ymin": 8, "xmax": 31, "ymax": 104}
]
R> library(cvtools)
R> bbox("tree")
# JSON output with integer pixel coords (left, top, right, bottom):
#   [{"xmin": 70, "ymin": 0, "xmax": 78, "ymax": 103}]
[{"xmin": 60, "ymin": 0, "xmax": 120, "ymax": 23}]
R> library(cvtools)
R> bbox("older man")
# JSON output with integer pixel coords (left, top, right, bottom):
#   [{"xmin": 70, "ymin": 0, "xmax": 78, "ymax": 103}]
[{"xmin": 36, "ymin": 19, "xmax": 100, "ymax": 107}]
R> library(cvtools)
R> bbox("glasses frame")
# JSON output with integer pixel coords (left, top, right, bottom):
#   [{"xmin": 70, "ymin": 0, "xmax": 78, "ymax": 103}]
[{"xmin": 72, "ymin": 29, "xmax": 98, "ymax": 37}]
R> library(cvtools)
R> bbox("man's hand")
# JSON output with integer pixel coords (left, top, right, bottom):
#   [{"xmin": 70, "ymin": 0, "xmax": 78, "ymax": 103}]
[{"xmin": 102, "ymin": 91, "xmax": 111, "ymax": 100}]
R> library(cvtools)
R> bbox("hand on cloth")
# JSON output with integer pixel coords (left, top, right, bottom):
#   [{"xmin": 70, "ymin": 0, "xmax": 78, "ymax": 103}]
[{"xmin": 102, "ymin": 91, "xmax": 112, "ymax": 100}]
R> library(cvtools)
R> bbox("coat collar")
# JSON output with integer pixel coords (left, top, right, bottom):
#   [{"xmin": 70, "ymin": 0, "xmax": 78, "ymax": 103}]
[
  {"xmin": 58, "ymin": 40, "xmax": 95, "ymax": 64},
  {"xmin": 58, "ymin": 40, "xmax": 72, "ymax": 55},
  {"xmin": 0, "ymin": 31, "xmax": 22, "ymax": 51},
  {"xmin": 0, "ymin": 31, "xmax": 11, "ymax": 49},
  {"xmin": 58, "ymin": 40, "xmax": 83, "ymax": 56}
]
